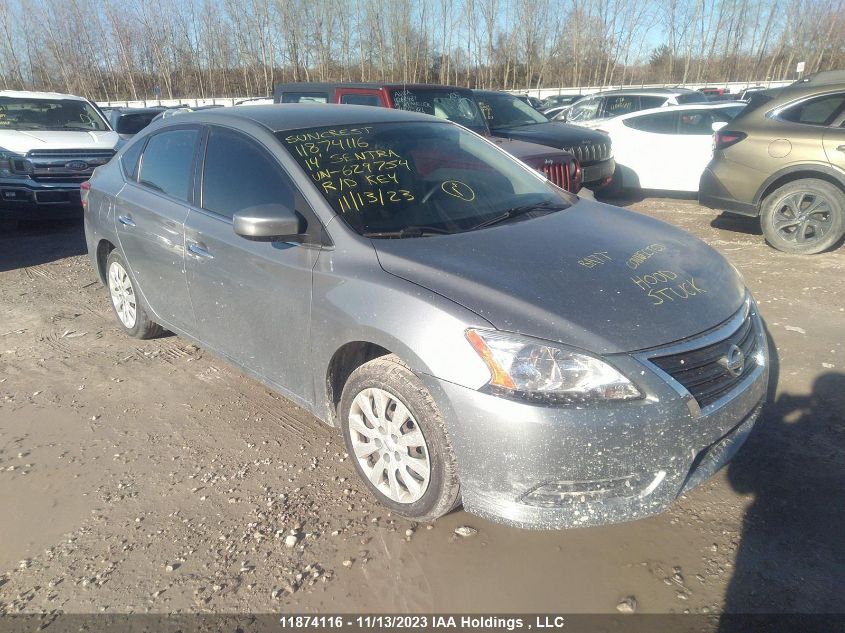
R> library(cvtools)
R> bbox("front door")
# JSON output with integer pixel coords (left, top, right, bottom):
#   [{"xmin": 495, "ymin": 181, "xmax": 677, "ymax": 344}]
[
  {"xmin": 184, "ymin": 125, "xmax": 319, "ymax": 404},
  {"xmin": 114, "ymin": 126, "xmax": 200, "ymax": 331}
]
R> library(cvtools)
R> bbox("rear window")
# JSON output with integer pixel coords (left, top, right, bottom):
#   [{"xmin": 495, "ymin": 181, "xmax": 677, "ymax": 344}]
[
  {"xmin": 676, "ymin": 92, "xmax": 709, "ymax": 104},
  {"xmin": 281, "ymin": 92, "xmax": 329, "ymax": 104},
  {"xmin": 341, "ymin": 94, "xmax": 383, "ymax": 106},
  {"xmin": 778, "ymin": 93, "xmax": 845, "ymax": 125}
]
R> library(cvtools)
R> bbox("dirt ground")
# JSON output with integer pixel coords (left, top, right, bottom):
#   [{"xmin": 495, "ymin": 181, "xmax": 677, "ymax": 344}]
[{"xmin": 1, "ymin": 195, "xmax": 843, "ymax": 617}]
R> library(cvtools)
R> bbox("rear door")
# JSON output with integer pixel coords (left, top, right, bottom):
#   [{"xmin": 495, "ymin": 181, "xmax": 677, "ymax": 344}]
[
  {"xmin": 114, "ymin": 126, "xmax": 200, "ymax": 331},
  {"xmin": 617, "ymin": 110, "xmax": 679, "ymax": 189},
  {"xmin": 183, "ymin": 125, "xmax": 320, "ymax": 403}
]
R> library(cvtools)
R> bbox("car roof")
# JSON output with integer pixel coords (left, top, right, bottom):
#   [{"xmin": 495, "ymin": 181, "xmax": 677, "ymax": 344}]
[
  {"xmin": 760, "ymin": 82, "xmax": 845, "ymax": 105},
  {"xmin": 158, "ymin": 103, "xmax": 438, "ymax": 132},
  {"xmin": 794, "ymin": 70, "xmax": 845, "ymax": 86},
  {"xmin": 0, "ymin": 89, "xmax": 90, "ymax": 102},
  {"xmin": 275, "ymin": 82, "xmax": 473, "ymax": 92},
  {"xmin": 609, "ymin": 101, "xmax": 745, "ymax": 122},
  {"xmin": 589, "ymin": 87, "xmax": 699, "ymax": 97}
]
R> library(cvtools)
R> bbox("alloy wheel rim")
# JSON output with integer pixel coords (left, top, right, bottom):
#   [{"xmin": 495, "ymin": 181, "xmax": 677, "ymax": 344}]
[
  {"xmin": 773, "ymin": 191, "xmax": 833, "ymax": 244},
  {"xmin": 348, "ymin": 387, "xmax": 431, "ymax": 504},
  {"xmin": 108, "ymin": 261, "xmax": 137, "ymax": 329}
]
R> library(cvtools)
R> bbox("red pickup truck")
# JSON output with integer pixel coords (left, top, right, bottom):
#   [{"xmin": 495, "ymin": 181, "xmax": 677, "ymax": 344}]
[{"xmin": 273, "ymin": 82, "xmax": 582, "ymax": 193}]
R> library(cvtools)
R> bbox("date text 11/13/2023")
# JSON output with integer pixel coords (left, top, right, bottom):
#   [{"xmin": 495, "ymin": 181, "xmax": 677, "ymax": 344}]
[{"xmin": 278, "ymin": 615, "xmax": 567, "ymax": 630}]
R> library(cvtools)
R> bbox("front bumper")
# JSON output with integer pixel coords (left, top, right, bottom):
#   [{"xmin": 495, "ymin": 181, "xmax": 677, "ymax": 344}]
[
  {"xmin": 582, "ymin": 158, "xmax": 615, "ymax": 189},
  {"xmin": 424, "ymin": 305, "xmax": 769, "ymax": 529},
  {"xmin": 1, "ymin": 178, "xmax": 84, "ymax": 218}
]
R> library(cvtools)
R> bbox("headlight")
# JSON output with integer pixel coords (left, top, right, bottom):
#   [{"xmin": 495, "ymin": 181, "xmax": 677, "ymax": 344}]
[
  {"xmin": 0, "ymin": 152, "xmax": 29, "ymax": 178},
  {"xmin": 466, "ymin": 329, "xmax": 641, "ymax": 404}
]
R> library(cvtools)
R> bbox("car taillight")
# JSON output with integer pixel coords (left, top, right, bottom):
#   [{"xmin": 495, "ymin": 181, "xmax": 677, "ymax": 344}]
[
  {"xmin": 713, "ymin": 130, "xmax": 746, "ymax": 151},
  {"xmin": 80, "ymin": 181, "xmax": 91, "ymax": 210}
]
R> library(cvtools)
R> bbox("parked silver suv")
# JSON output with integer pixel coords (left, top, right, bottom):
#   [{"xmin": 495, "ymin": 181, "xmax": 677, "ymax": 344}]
[{"xmin": 84, "ymin": 105, "xmax": 769, "ymax": 529}]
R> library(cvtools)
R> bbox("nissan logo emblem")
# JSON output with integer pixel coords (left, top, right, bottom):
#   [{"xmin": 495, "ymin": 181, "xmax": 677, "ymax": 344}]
[
  {"xmin": 65, "ymin": 160, "xmax": 89, "ymax": 171},
  {"xmin": 718, "ymin": 344, "xmax": 745, "ymax": 378}
]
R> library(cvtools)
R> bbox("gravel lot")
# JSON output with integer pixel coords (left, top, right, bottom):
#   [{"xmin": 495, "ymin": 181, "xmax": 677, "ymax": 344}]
[{"xmin": 1, "ymin": 194, "xmax": 843, "ymax": 617}]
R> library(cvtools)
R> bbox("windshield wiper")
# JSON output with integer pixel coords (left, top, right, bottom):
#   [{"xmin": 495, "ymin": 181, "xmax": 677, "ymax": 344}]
[
  {"xmin": 469, "ymin": 201, "xmax": 567, "ymax": 231},
  {"xmin": 363, "ymin": 225, "xmax": 453, "ymax": 238}
]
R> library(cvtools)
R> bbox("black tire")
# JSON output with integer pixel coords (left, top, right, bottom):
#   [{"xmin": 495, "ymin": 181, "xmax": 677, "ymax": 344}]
[
  {"xmin": 339, "ymin": 354, "xmax": 461, "ymax": 521},
  {"xmin": 105, "ymin": 250, "xmax": 164, "ymax": 339},
  {"xmin": 760, "ymin": 179, "xmax": 845, "ymax": 254}
]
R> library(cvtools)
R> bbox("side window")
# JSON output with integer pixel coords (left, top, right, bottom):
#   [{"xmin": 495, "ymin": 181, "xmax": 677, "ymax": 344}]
[
  {"xmin": 640, "ymin": 96, "xmax": 668, "ymax": 109},
  {"xmin": 281, "ymin": 92, "xmax": 328, "ymax": 104},
  {"xmin": 137, "ymin": 128, "xmax": 198, "ymax": 201},
  {"xmin": 120, "ymin": 139, "xmax": 145, "ymax": 180},
  {"xmin": 624, "ymin": 111, "xmax": 677, "ymax": 134},
  {"xmin": 603, "ymin": 96, "xmax": 638, "ymax": 117},
  {"xmin": 201, "ymin": 127, "xmax": 294, "ymax": 220},
  {"xmin": 567, "ymin": 98, "xmax": 601, "ymax": 122},
  {"xmin": 779, "ymin": 93, "xmax": 845, "ymax": 125},
  {"xmin": 340, "ymin": 93, "xmax": 383, "ymax": 106}
]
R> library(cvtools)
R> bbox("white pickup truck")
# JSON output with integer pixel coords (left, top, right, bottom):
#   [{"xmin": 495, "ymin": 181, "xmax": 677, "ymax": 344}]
[{"xmin": 1, "ymin": 90, "xmax": 119, "ymax": 226}]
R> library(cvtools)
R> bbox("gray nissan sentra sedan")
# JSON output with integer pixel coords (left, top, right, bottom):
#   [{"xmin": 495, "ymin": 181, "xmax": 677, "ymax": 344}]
[{"xmin": 83, "ymin": 104, "xmax": 770, "ymax": 529}]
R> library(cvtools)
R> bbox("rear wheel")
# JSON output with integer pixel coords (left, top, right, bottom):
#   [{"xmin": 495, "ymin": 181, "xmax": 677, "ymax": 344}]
[
  {"xmin": 105, "ymin": 250, "xmax": 164, "ymax": 339},
  {"xmin": 339, "ymin": 354, "xmax": 461, "ymax": 521},
  {"xmin": 760, "ymin": 179, "xmax": 845, "ymax": 254}
]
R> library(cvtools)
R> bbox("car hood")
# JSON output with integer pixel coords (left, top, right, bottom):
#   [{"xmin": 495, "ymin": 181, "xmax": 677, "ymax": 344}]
[
  {"xmin": 490, "ymin": 122, "xmax": 608, "ymax": 149},
  {"xmin": 489, "ymin": 137, "xmax": 573, "ymax": 161},
  {"xmin": 0, "ymin": 130, "xmax": 118, "ymax": 154},
  {"xmin": 373, "ymin": 200, "xmax": 746, "ymax": 354}
]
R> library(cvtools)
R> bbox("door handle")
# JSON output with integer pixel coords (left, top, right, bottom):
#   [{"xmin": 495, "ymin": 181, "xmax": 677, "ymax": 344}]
[
  {"xmin": 117, "ymin": 214, "xmax": 135, "ymax": 227},
  {"xmin": 837, "ymin": 145, "xmax": 845, "ymax": 153},
  {"xmin": 187, "ymin": 242, "xmax": 213, "ymax": 259}
]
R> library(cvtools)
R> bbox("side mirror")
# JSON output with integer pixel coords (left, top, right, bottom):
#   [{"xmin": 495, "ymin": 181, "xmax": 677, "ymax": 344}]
[
  {"xmin": 711, "ymin": 121, "xmax": 728, "ymax": 132},
  {"xmin": 556, "ymin": 110, "xmax": 568, "ymax": 122},
  {"xmin": 233, "ymin": 203, "xmax": 302, "ymax": 241}
]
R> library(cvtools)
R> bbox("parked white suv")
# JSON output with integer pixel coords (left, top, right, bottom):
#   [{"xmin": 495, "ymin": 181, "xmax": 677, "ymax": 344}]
[
  {"xmin": 1, "ymin": 90, "xmax": 118, "ymax": 226},
  {"xmin": 554, "ymin": 88, "xmax": 709, "ymax": 128}
]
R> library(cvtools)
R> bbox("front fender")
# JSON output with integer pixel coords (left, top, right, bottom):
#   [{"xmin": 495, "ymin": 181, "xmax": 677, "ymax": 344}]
[{"xmin": 309, "ymin": 251, "xmax": 494, "ymax": 425}]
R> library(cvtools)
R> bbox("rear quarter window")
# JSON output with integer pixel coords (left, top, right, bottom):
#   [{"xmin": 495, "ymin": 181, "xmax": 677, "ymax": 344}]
[
  {"xmin": 120, "ymin": 139, "xmax": 144, "ymax": 180},
  {"xmin": 623, "ymin": 111, "xmax": 677, "ymax": 134},
  {"xmin": 778, "ymin": 93, "xmax": 845, "ymax": 125}
]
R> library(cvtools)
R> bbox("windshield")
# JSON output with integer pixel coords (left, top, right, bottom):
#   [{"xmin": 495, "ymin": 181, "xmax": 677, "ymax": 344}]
[
  {"xmin": 278, "ymin": 121, "xmax": 572, "ymax": 237},
  {"xmin": 390, "ymin": 89, "xmax": 487, "ymax": 134},
  {"xmin": 0, "ymin": 97, "xmax": 109, "ymax": 131},
  {"xmin": 475, "ymin": 93, "xmax": 549, "ymax": 129}
]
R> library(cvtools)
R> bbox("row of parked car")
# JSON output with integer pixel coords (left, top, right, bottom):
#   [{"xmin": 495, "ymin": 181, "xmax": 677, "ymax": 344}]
[{"xmin": 2, "ymin": 72, "xmax": 845, "ymax": 253}]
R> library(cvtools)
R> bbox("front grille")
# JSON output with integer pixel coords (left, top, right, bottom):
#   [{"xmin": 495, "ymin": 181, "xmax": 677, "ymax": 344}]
[
  {"xmin": 563, "ymin": 141, "xmax": 611, "ymax": 166},
  {"xmin": 26, "ymin": 149, "xmax": 115, "ymax": 159},
  {"xmin": 541, "ymin": 161, "xmax": 572, "ymax": 191},
  {"xmin": 20, "ymin": 148, "xmax": 115, "ymax": 181},
  {"xmin": 650, "ymin": 312, "xmax": 758, "ymax": 408}
]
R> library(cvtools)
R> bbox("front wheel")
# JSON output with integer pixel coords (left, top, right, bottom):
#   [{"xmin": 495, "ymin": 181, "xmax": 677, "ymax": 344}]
[
  {"xmin": 760, "ymin": 179, "xmax": 845, "ymax": 254},
  {"xmin": 339, "ymin": 354, "xmax": 461, "ymax": 521}
]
